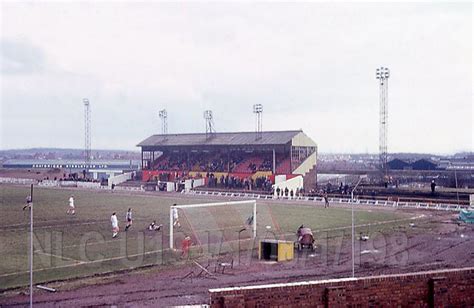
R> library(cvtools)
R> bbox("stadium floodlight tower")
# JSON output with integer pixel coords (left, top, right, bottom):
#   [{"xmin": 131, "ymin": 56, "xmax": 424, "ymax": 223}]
[
  {"xmin": 83, "ymin": 98, "xmax": 91, "ymax": 165},
  {"xmin": 376, "ymin": 67, "xmax": 390, "ymax": 179},
  {"xmin": 253, "ymin": 104, "xmax": 263, "ymax": 140},
  {"xmin": 203, "ymin": 110, "xmax": 215, "ymax": 139},
  {"xmin": 158, "ymin": 109, "xmax": 168, "ymax": 135}
]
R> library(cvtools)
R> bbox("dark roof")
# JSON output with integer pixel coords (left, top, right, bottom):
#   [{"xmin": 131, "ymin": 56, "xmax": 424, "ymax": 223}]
[
  {"xmin": 387, "ymin": 158, "xmax": 410, "ymax": 170},
  {"xmin": 137, "ymin": 130, "xmax": 302, "ymax": 147},
  {"xmin": 412, "ymin": 159, "xmax": 438, "ymax": 170}
]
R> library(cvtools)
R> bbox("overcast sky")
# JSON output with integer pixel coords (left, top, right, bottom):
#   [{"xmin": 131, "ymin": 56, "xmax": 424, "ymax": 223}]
[{"xmin": 0, "ymin": 1, "xmax": 472, "ymax": 154}]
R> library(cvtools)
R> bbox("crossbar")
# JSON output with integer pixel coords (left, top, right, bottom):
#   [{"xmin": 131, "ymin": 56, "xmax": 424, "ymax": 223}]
[{"xmin": 173, "ymin": 200, "xmax": 255, "ymax": 209}]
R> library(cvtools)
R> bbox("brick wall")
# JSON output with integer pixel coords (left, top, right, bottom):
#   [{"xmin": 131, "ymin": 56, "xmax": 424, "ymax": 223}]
[{"xmin": 209, "ymin": 267, "xmax": 474, "ymax": 307}]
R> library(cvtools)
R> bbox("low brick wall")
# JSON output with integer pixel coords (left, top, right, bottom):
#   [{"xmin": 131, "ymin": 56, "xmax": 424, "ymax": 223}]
[{"xmin": 209, "ymin": 267, "xmax": 474, "ymax": 307}]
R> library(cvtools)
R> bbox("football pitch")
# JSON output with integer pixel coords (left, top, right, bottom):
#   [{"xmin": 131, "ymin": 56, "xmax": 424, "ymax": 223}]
[{"xmin": 0, "ymin": 185, "xmax": 414, "ymax": 290}]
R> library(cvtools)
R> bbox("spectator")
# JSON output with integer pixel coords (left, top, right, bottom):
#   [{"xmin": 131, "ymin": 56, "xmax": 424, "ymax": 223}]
[{"xmin": 323, "ymin": 192, "xmax": 329, "ymax": 208}]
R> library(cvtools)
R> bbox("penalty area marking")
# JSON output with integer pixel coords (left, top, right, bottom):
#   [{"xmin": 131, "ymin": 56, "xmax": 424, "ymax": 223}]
[
  {"xmin": 262, "ymin": 213, "xmax": 426, "ymax": 239},
  {"xmin": 2, "ymin": 217, "xmax": 158, "ymax": 231},
  {"xmin": 35, "ymin": 251, "xmax": 85, "ymax": 264},
  {"xmin": 0, "ymin": 214, "xmax": 426, "ymax": 279}
]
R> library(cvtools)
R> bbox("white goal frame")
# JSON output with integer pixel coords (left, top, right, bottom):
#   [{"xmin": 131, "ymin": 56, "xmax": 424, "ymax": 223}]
[{"xmin": 170, "ymin": 200, "xmax": 257, "ymax": 249}]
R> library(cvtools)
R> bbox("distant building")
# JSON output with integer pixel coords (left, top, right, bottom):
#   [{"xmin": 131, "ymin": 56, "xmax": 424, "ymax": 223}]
[
  {"xmin": 1, "ymin": 159, "xmax": 140, "ymax": 180},
  {"xmin": 411, "ymin": 159, "xmax": 438, "ymax": 170},
  {"xmin": 387, "ymin": 158, "xmax": 439, "ymax": 170},
  {"xmin": 387, "ymin": 158, "xmax": 411, "ymax": 170}
]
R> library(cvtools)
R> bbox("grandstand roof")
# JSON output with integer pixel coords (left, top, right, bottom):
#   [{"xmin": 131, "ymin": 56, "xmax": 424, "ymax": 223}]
[{"xmin": 138, "ymin": 130, "xmax": 303, "ymax": 148}]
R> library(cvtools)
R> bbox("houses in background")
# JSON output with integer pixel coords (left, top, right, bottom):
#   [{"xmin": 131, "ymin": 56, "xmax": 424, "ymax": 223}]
[{"xmin": 388, "ymin": 156, "xmax": 474, "ymax": 171}]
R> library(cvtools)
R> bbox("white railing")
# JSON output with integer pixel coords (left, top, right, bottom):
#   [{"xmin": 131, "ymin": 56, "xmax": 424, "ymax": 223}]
[
  {"xmin": 60, "ymin": 181, "xmax": 77, "ymax": 187},
  {"xmin": 38, "ymin": 180, "xmax": 59, "ymax": 187},
  {"xmin": 114, "ymin": 185, "xmax": 145, "ymax": 192},
  {"xmin": 76, "ymin": 182, "xmax": 102, "ymax": 189},
  {"xmin": 186, "ymin": 190, "xmax": 468, "ymax": 211}
]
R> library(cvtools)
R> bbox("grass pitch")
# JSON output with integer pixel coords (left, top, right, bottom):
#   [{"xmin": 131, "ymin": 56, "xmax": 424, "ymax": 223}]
[{"xmin": 0, "ymin": 185, "xmax": 413, "ymax": 290}]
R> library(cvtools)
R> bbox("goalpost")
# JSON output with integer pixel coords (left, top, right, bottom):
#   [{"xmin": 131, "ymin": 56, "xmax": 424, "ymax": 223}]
[{"xmin": 169, "ymin": 200, "xmax": 257, "ymax": 249}]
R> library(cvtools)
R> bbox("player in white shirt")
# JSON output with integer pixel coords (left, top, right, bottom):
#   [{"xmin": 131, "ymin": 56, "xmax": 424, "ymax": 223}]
[
  {"xmin": 111, "ymin": 212, "xmax": 119, "ymax": 238},
  {"xmin": 172, "ymin": 204, "xmax": 180, "ymax": 227},
  {"xmin": 67, "ymin": 195, "xmax": 75, "ymax": 215}
]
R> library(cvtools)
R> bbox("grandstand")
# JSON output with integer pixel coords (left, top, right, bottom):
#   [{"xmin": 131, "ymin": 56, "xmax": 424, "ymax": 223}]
[{"xmin": 137, "ymin": 130, "xmax": 318, "ymax": 191}]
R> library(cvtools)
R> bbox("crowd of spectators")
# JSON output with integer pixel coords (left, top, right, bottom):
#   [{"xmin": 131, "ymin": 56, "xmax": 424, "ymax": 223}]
[
  {"xmin": 153, "ymin": 151, "xmax": 287, "ymax": 173},
  {"xmin": 275, "ymin": 187, "xmax": 305, "ymax": 198},
  {"xmin": 245, "ymin": 155, "xmax": 282, "ymax": 173},
  {"xmin": 259, "ymin": 156, "xmax": 273, "ymax": 171},
  {"xmin": 205, "ymin": 173, "xmax": 272, "ymax": 191},
  {"xmin": 39, "ymin": 172, "xmax": 100, "ymax": 183}
]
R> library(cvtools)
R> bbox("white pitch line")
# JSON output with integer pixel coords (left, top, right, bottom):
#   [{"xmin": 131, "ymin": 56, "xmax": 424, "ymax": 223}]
[
  {"xmin": 0, "ymin": 248, "xmax": 168, "ymax": 278},
  {"xmin": 314, "ymin": 214, "xmax": 426, "ymax": 233},
  {"xmin": 262, "ymin": 214, "xmax": 426, "ymax": 239},
  {"xmin": 2, "ymin": 218, "xmax": 155, "ymax": 231},
  {"xmin": 2, "ymin": 220, "xmax": 103, "ymax": 231},
  {"xmin": 1, "ymin": 218, "xmax": 76, "ymax": 229},
  {"xmin": 35, "ymin": 251, "xmax": 84, "ymax": 264},
  {"xmin": 49, "ymin": 233, "xmax": 164, "ymax": 250}
]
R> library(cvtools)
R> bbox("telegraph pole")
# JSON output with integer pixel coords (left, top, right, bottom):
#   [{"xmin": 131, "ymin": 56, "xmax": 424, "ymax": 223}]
[{"xmin": 29, "ymin": 184, "xmax": 34, "ymax": 308}]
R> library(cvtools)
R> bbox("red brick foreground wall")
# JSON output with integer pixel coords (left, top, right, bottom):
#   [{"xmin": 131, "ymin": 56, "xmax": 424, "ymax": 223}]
[{"xmin": 209, "ymin": 267, "xmax": 474, "ymax": 307}]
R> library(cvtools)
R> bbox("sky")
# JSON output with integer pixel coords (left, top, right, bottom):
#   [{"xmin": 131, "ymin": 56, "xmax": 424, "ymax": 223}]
[{"xmin": 0, "ymin": 1, "xmax": 472, "ymax": 154}]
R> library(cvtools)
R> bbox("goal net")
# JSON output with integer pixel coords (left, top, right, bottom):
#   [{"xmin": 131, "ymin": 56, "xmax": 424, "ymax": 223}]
[{"xmin": 170, "ymin": 200, "xmax": 279, "ymax": 253}]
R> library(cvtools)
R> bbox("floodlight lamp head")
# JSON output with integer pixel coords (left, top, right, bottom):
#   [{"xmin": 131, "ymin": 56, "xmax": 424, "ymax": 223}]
[
  {"xmin": 203, "ymin": 110, "xmax": 213, "ymax": 120},
  {"xmin": 376, "ymin": 67, "xmax": 390, "ymax": 84},
  {"xmin": 253, "ymin": 104, "xmax": 263, "ymax": 113},
  {"xmin": 159, "ymin": 109, "xmax": 167, "ymax": 118},
  {"xmin": 83, "ymin": 98, "xmax": 89, "ymax": 106}
]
